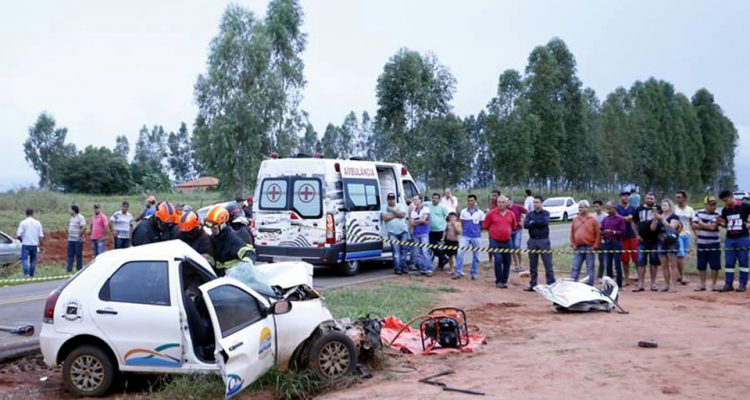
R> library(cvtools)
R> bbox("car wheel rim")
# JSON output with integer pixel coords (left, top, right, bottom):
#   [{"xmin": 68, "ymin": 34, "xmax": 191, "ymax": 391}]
[
  {"xmin": 318, "ymin": 341, "xmax": 350, "ymax": 379},
  {"xmin": 348, "ymin": 261, "xmax": 358, "ymax": 272},
  {"xmin": 70, "ymin": 355, "xmax": 105, "ymax": 392}
]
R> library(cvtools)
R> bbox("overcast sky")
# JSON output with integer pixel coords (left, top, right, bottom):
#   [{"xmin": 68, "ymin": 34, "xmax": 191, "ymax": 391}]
[{"xmin": 1, "ymin": 0, "xmax": 748, "ymax": 191}]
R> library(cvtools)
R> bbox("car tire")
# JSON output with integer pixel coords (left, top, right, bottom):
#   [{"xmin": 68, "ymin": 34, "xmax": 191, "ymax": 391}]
[
  {"xmin": 337, "ymin": 260, "xmax": 360, "ymax": 276},
  {"xmin": 307, "ymin": 331, "xmax": 358, "ymax": 382},
  {"xmin": 62, "ymin": 345, "xmax": 116, "ymax": 397},
  {"xmin": 562, "ymin": 212, "xmax": 568, "ymax": 222}
]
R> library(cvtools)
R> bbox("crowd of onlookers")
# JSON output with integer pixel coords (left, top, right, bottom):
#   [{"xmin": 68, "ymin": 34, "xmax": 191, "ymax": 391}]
[
  {"xmin": 14, "ymin": 195, "xmax": 255, "ymax": 277},
  {"xmin": 383, "ymin": 188, "xmax": 750, "ymax": 293}
]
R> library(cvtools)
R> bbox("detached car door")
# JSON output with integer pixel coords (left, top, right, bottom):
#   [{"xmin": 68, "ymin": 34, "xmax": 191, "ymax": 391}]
[{"xmin": 199, "ymin": 278, "xmax": 276, "ymax": 399}]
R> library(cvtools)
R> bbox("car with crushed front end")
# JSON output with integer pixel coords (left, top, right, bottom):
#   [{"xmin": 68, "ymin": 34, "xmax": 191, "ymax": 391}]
[{"xmin": 40, "ymin": 240, "xmax": 359, "ymax": 398}]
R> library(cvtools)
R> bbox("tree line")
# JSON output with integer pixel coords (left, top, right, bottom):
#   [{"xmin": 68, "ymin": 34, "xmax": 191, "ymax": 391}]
[
  {"xmin": 22, "ymin": 1, "xmax": 738, "ymax": 196},
  {"xmin": 23, "ymin": 115, "xmax": 197, "ymax": 194}
]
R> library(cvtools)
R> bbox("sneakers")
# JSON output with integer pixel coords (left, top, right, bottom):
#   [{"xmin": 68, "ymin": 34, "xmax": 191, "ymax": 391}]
[
  {"xmin": 512, "ymin": 266, "xmax": 524, "ymax": 273},
  {"xmin": 718, "ymin": 285, "xmax": 735, "ymax": 293},
  {"xmin": 736, "ymin": 286, "xmax": 747, "ymax": 292},
  {"xmin": 523, "ymin": 286, "xmax": 535, "ymax": 292},
  {"xmin": 451, "ymin": 275, "xmax": 463, "ymax": 280},
  {"xmin": 470, "ymin": 276, "xmax": 477, "ymax": 280},
  {"xmin": 495, "ymin": 282, "xmax": 508, "ymax": 288}
]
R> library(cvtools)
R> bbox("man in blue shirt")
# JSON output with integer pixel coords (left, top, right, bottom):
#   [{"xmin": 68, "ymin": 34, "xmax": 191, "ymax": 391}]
[
  {"xmin": 381, "ymin": 192, "xmax": 409, "ymax": 275},
  {"xmin": 453, "ymin": 194, "xmax": 485, "ymax": 280},
  {"xmin": 523, "ymin": 196, "xmax": 555, "ymax": 290}
]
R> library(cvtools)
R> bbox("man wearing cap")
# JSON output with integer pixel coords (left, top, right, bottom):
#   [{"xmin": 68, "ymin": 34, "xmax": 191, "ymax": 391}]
[
  {"xmin": 716, "ymin": 190, "xmax": 750, "ymax": 292},
  {"xmin": 381, "ymin": 192, "xmax": 409, "ymax": 275},
  {"xmin": 90, "ymin": 204, "xmax": 109, "ymax": 256},
  {"xmin": 691, "ymin": 196, "xmax": 722, "ymax": 291},
  {"xmin": 616, "ymin": 191, "xmax": 638, "ymax": 286},
  {"xmin": 569, "ymin": 200, "xmax": 600, "ymax": 286},
  {"xmin": 135, "ymin": 195, "xmax": 157, "ymax": 222},
  {"xmin": 109, "ymin": 201, "xmax": 133, "ymax": 249}
]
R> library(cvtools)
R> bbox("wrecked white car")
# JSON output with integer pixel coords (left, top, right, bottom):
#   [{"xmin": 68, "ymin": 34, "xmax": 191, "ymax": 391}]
[
  {"xmin": 534, "ymin": 276, "xmax": 620, "ymax": 312},
  {"xmin": 40, "ymin": 240, "xmax": 359, "ymax": 398}
]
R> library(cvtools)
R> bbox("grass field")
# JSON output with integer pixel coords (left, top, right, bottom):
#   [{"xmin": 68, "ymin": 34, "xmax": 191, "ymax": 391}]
[{"xmin": 0, "ymin": 189, "xmax": 226, "ymax": 233}]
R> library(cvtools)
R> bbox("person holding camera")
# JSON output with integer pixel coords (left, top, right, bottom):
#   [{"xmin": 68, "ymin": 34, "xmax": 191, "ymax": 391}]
[{"xmin": 652, "ymin": 199, "xmax": 681, "ymax": 292}]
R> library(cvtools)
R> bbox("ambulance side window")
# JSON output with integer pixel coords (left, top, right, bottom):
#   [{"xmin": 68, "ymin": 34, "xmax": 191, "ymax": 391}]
[{"xmin": 344, "ymin": 179, "xmax": 380, "ymax": 211}]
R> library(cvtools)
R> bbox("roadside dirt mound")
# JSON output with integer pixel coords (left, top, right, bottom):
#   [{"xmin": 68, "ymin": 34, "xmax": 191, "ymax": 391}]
[{"xmin": 40, "ymin": 231, "xmax": 111, "ymax": 266}]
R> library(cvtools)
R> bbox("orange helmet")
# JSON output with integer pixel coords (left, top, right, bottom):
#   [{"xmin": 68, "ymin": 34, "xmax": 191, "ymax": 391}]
[
  {"xmin": 178, "ymin": 211, "xmax": 201, "ymax": 233},
  {"xmin": 154, "ymin": 201, "xmax": 176, "ymax": 224},
  {"xmin": 204, "ymin": 205, "xmax": 229, "ymax": 228}
]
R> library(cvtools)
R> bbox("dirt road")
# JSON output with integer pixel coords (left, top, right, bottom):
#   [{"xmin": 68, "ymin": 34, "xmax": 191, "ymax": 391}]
[{"xmin": 321, "ymin": 271, "xmax": 750, "ymax": 400}]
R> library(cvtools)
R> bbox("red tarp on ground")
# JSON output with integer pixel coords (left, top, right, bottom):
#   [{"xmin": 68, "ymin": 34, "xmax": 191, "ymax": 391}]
[{"xmin": 380, "ymin": 316, "xmax": 486, "ymax": 355}]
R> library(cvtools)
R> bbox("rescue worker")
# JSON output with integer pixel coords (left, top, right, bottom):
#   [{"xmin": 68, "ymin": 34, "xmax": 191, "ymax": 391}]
[
  {"xmin": 204, "ymin": 206, "xmax": 256, "ymax": 274},
  {"xmin": 178, "ymin": 211, "xmax": 214, "ymax": 261},
  {"xmin": 131, "ymin": 201, "xmax": 178, "ymax": 246},
  {"xmin": 225, "ymin": 202, "xmax": 254, "ymax": 245}
]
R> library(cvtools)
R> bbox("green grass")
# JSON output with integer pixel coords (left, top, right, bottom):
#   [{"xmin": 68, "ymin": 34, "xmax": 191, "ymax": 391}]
[
  {"xmin": 0, "ymin": 189, "xmax": 225, "ymax": 233},
  {"xmin": 324, "ymin": 279, "xmax": 456, "ymax": 322},
  {"xmin": 0, "ymin": 263, "xmax": 71, "ymax": 286},
  {"xmin": 150, "ymin": 280, "xmax": 446, "ymax": 400}
]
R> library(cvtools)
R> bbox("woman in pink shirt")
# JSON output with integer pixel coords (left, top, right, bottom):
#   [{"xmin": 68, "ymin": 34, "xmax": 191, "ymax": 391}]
[{"xmin": 90, "ymin": 204, "xmax": 110, "ymax": 257}]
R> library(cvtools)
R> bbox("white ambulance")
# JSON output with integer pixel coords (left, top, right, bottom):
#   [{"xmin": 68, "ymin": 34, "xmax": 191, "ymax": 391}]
[{"xmin": 251, "ymin": 156, "xmax": 420, "ymax": 275}]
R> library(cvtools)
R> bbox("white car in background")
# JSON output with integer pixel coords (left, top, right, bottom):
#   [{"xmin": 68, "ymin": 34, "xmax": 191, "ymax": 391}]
[
  {"xmin": 40, "ymin": 241, "xmax": 358, "ymax": 398},
  {"xmin": 733, "ymin": 191, "xmax": 749, "ymax": 201},
  {"xmin": 0, "ymin": 230, "xmax": 22, "ymax": 266},
  {"xmin": 543, "ymin": 197, "xmax": 578, "ymax": 222}
]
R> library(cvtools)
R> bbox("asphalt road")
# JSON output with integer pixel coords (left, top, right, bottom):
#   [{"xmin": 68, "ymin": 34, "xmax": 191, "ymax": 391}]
[{"xmin": 0, "ymin": 223, "xmax": 572, "ymax": 358}]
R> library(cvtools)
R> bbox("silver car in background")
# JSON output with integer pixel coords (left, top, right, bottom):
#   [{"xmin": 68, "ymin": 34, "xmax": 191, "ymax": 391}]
[{"xmin": 0, "ymin": 230, "xmax": 22, "ymax": 265}]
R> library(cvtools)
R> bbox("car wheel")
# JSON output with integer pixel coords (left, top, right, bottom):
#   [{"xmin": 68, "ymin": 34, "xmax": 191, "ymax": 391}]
[
  {"xmin": 62, "ymin": 345, "xmax": 115, "ymax": 397},
  {"xmin": 562, "ymin": 212, "xmax": 568, "ymax": 221},
  {"xmin": 308, "ymin": 331, "xmax": 358, "ymax": 382},
  {"xmin": 337, "ymin": 260, "xmax": 360, "ymax": 276}
]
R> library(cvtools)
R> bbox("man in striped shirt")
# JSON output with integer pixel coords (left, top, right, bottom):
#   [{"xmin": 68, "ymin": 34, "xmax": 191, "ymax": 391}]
[{"xmin": 691, "ymin": 196, "xmax": 721, "ymax": 291}]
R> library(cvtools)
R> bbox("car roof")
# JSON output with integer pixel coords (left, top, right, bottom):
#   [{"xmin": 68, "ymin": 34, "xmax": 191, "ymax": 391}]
[
  {"xmin": 91, "ymin": 240, "xmax": 214, "ymax": 272},
  {"xmin": 544, "ymin": 197, "xmax": 571, "ymax": 201}
]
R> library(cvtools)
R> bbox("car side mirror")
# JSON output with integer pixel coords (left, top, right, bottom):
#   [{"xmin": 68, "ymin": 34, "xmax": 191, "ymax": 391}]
[{"xmin": 269, "ymin": 300, "xmax": 292, "ymax": 315}]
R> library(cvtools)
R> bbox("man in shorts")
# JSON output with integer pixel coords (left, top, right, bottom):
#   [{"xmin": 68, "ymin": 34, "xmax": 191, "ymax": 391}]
[
  {"xmin": 674, "ymin": 191, "xmax": 696, "ymax": 284},
  {"xmin": 717, "ymin": 190, "xmax": 750, "ymax": 292},
  {"xmin": 691, "ymin": 196, "xmax": 721, "ymax": 291},
  {"xmin": 616, "ymin": 191, "xmax": 638, "ymax": 286},
  {"xmin": 632, "ymin": 192, "xmax": 661, "ymax": 292}
]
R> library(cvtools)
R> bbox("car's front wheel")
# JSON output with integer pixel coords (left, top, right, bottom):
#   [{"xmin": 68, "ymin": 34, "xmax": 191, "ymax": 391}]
[
  {"xmin": 62, "ymin": 345, "xmax": 116, "ymax": 397},
  {"xmin": 562, "ymin": 212, "xmax": 568, "ymax": 221},
  {"xmin": 308, "ymin": 332, "xmax": 358, "ymax": 382}
]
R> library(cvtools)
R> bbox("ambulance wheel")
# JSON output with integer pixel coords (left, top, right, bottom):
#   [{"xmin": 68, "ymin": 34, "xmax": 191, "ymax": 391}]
[
  {"xmin": 337, "ymin": 260, "xmax": 360, "ymax": 276},
  {"xmin": 308, "ymin": 332, "xmax": 358, "ymax": 382}
]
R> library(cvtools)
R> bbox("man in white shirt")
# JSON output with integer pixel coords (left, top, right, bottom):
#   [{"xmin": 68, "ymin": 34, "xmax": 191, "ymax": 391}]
[
  {"xmin": 440, "ymin": 188, "xmax": 458, "ymax": 214},
  {"xmin": 674, "ymin": 191, "xmax": 696, "ymax": 284},
  {"xmin": 16, "ymin": 208, "xmax": 44, "ymax": 277},
  {"xmin": 523, "ymin": 189, "xmax": 535, "ymax": 212}
]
